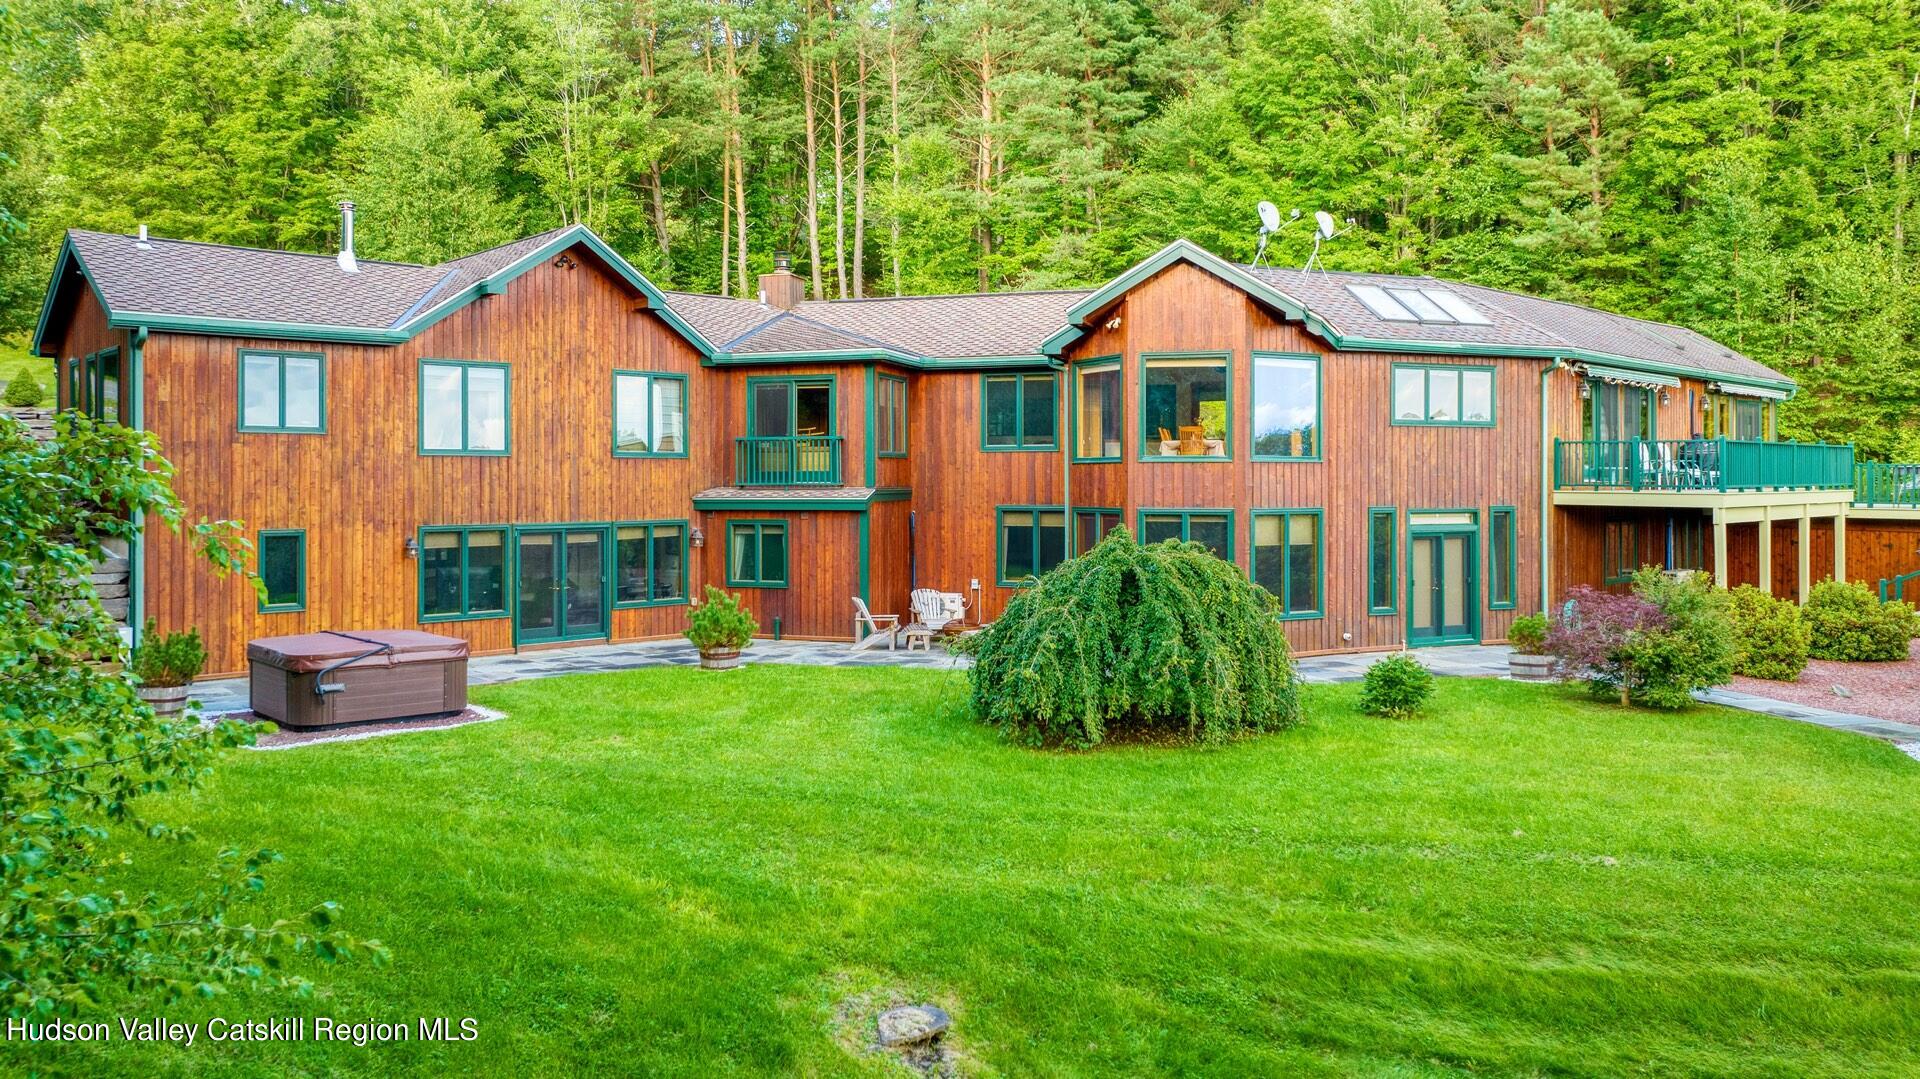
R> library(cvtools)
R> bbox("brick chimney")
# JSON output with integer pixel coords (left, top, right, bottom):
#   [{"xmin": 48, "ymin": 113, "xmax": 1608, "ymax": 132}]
[{"xmin": 759, "ymin": 252, "xmax": 804, "ymax": 310}]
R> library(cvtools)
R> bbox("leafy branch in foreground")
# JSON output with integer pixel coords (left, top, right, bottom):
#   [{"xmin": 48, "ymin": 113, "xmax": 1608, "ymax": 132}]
[{"xmin": 0, "ymin": 412, "xmax": 386, "ymax": 1018}]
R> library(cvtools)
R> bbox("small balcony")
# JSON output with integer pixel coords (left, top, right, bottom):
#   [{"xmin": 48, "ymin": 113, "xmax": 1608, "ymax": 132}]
[
  {"xmin": 733, "ymin": 435, "xmax": 844, "ymax": 486},
  {"xmin": 1854, "ymin": 461, "xmax": 1920, "ymax": 509},
  {"xmin": 1552, "ymin": 438, "xmax": 1854, "ymax": 494}
]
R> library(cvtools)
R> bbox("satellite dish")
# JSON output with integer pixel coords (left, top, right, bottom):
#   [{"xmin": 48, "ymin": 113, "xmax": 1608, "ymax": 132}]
[
  {"xmin": 1314, "ymin": 211, "xmax": 1337, "ymax": 240},
  {"xmin": 1256, "ymin": 201, "xmax": 1281, "ymax": 232}
]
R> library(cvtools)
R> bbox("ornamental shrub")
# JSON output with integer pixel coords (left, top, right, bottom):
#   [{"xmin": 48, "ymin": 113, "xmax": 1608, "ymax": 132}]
[
  {"xmin": 964, "ymin": 526, "xmax": 1301, "ymax": 748},
  {"xmin": 1803, "ymin": 580, "xmax": 1918, "ymax": 661},
  {"xmin": 3, "ymin": 367, "xmax": 44, "ymax": 407},
  {"xmin": 128, "ymin": 619, "xmax": 208, "ymax": 688},
  {"xmin": 1508, "ymin": 613, "xmax": 1549, "ymax": 655},
  {"xmin": 685, "ymin": 585, "xmax": 757, "ymax": 651},
  {"xmin": 1545, "ymin": 569, "xmax": 1733, "ymax": 709},
  {"xmin": 1358, "ymin": 653, "xmax": 1433, "ymax": 718},
  {"xmin": 1726, "ymin": 585, "xmax": 1810, "ymax": 681}
]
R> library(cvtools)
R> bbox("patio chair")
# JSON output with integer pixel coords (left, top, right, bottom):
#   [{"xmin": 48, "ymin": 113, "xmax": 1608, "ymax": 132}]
[{"xmin": 850, "ymin": 596, "xmax": 899, "ymax": 652}]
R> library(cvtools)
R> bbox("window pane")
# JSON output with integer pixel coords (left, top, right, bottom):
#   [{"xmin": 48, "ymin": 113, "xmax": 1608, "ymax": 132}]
[
  {"xmin": 1187, "ymin": 515, "xmax": 1230, "ymax": 560},
  {"xmin": 1369, "ymin": 512, "xmax": 1393, "ymax": 610},
  {"xmin": 983, "ymin": 377, "xmax": 1018, "ymax": 446},
  {"xmin": 422, "ymin": 532, "xmax": 462, "ymax": 616},
  {"xmin": 1021, "ymin": 374, "xmax": 1055, "ymax": 445},
  {"xmin": 1393, "ymin": 368, "xmax": 1424, "ymax": 421},
  {"xmin": 283, "ymin": 354, "xmax": 321, "ymax": 428},
  {"xmin": 615, "ymin": 525, "xmax": 649, "ymax": 603},
  {"xmin": 467, "ymin": 530, "xmax": 505, "ymax": 612},
  {"xmin": 260, "ymin": 534, "xmax": 302, "ymax": 608},
  {"xmin": 1348, "ymin": 284, "xmax": 1417, "ymax": 320},
  {"xmin": 794, "ymin": 384, "xmax": 831, "ymax": 436},
  {"xmin": 243, "ymin": 353, "xmax": 281, "ymax": 428},
  {"xmin": 1461, "ymin": 371, "xmax": 1493, "ymax": 423},
  {"xmin": 1490, "ymin": 511, "xmax": 1513, "ymax": 605},
  {"xmin": 422, "ymin": 364, "xmax": 464, "ymax": 450},
  {"xmin": 466, "ymin": 366, "xmax": 507, "ymax": 451},
  {"xmin": 651, "ymin": 526, "xmax": 683, "ymax": 600},
  {"xmin": 1141, "ymin": 514, "xmax": 1183, "ymax": 545},
  {"xmin": 730, "ymin": 525, "xmax": 758, "ymax": 582},
  {"xmin": 1077, "ymin": 366, "xmax": 1120, "ymax": 458},
  {"xmin": 753, "ymin": 382, "xmax": 791, "ymax": 437},
  {"xmin": 1036, "ymin": 511, "xmax": 1067, "ymax": 574},
  {"xmin": 1252, "ymin": 515, "xmax": 1284, "ymax": 596},
  {"xmin": 1387, "ymin": 287, "xmax": 1451, "ymax": 322},
  {"xmin": 1286, "ymin": 515, "xmax": 1319, "ymax": 614},
  {"xmin": 653, "ymin": 379, "xmax": 684, "ymax": 453},
  {"xmin": 1426, "ymin": 369, "xmax": 1458, "ymax": 421},
  {"xmin": 893, "ymin": 380, "xmax": 908, "ymax": 451},
  {"xmin": 1144, "ymin": 357, "xmax": 1228, "ymax": 457},
  {"xmin": 1001, "ymin": 511, "xmax": 1035, "ymax": 580},
  {"xmin": 615, "ymin": 375, "xmax": 651, "ymax": 453},
  {"xmin": 1253, "ymin": 355, "xmax": 1318, "ymax": 457},
  {"xmin": 759, "ymin": 527, "xmax": 787, "ymax": 583}
]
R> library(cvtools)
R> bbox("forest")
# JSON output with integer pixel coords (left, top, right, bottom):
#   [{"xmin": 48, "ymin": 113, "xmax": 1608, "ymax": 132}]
[{"xmin": 0, "ymin": 0, "xmax": 1914, "ymax": 456}]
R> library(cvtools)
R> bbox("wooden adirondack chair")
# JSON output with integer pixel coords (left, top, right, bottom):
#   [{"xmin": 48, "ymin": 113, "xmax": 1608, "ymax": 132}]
[{"xmin": 850, "ymin": 596, "xmax": 899, "ymax": 651}]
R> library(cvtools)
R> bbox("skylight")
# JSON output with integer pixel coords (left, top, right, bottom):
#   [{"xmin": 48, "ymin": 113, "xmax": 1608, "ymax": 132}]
[
  {"xmin": 1347, "ymin": 284, "xmax": 1417, "ymax": 321},
  {"xmin": 1386, "ymin": 287, "xmax": 1450, "ymax": 321},
  {"xmin": 1422, "ymin": 289, "xmax": 1494, "ymax": 325},
  {"xmin": 1346, "ymin": 283, "xmax": 1494, "ymax": 326}
]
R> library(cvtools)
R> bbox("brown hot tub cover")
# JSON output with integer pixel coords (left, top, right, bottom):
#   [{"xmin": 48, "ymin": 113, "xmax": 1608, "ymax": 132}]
[
  {"xmin": 247, "ymin": 630, "xmax": 469, "ymax": 729},
  {"xmin": 247, "ymin": 630, "xmax": 469, "ymax": 673}
]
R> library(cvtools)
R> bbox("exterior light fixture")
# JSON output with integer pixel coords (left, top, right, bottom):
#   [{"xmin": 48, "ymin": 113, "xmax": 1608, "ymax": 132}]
[
  {"xmin": 403, "ymin": 536, "xmax": 419, "ymax": 559},
  {"xmin": 1660, "ymin": 390, "xmax": 1672, "ymax": 406},
  {"xmin": 690, "ymin": 527, "xmax": 705, "ymax": 548}
]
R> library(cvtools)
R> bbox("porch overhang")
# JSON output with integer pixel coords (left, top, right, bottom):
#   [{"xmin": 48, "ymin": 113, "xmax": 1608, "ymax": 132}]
[{"xmin": 1551, "ymin": 489, "xmax": 1855, "ymax": 516}]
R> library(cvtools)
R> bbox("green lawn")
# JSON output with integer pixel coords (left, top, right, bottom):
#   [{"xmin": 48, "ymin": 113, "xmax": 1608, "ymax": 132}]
[
  {"xmin": 13, "ymin": 668, "xmax": 1920, "ymax": 1076},
  {"xmin": 0, "ymin": 335, "xmax": 51, "ymax": 401}
]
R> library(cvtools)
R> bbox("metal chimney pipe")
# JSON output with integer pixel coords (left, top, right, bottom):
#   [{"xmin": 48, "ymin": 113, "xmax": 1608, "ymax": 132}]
[{"xmin": 337, "ymin": 200, "xmax": 358, "ymax": 274}]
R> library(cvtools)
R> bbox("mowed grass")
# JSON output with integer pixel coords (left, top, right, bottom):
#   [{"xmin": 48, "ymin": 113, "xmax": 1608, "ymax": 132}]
[
  {"xmin": 13, "ymin": 668, "xmax": 1920, "ymax": 1077},
  {"xmin": 0, "ymin": 336, "xmax": 51, "ymax": 397}
]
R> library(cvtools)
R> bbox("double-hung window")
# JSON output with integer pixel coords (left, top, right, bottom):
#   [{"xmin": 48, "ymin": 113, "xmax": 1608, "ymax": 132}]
[
  {"xmin": 240, "ymin": 349, "xmax": 325, "ymax": 433},
  {"xmin": 257, "ymin": 530, "xmax": 307, "ymax": 613},
  {"xmin": 420, "ymin": 360, "xmax": 510, "ymax": 455},
  {"xmin": 982, "ymin": 372, "xmax": 1056, "ymax": 450},
  {"xmin": 420, "ymin": 528, "xmax": 508, "ymax": 620},
  {"xmin": 997, "ymin": 507, "xmax": 1067, "ymax": 585},
  {"xmin": 1139, "ymin": 510, "xmax": 1232, "ymax": 560},
  {"xmin": 727, "ymin": 521, "xmax": 789, "ymax": 588},
  {"xmin": 877, "ymin": 374, "xmax": 908, "ymax": 456},
  {"xmin": 1074, "ymin": 359, "xmax": 1122, "ymax": 461},
  {"xmin": 1252, "ymin": 353, "xmax": 1320, "ymax": 459},
  {"xmin": 613, "ymin": 372, "xmax": 687, "ymax": 456},
  {"xmin": 615, "ymin": 522, "xmax": 686, "ymax": 605},
  {"xmin": 1392, "ymin": 364, "xmax": 1496, "ymax": 426},
  {"xmin": 1075, "ymin": 508, "xmax": 1123, "ymax": 553},
  {"xmin": 1252, "ymin": 510, "xmax": 1323, "ymax": 618}
]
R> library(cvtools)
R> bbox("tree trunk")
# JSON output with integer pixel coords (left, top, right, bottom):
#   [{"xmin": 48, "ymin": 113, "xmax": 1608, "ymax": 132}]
[
  {"xmin": 975, "ymin": 31, "xmax": 994, "ymax": 293},
  {"xmin": 831, "ymin": 55, "xmax": 849, "ymax": 299},
  {"xmin": 853, "ymin": 47, "xmax": 869, "ymax": 299},
  {"xmin": 800, "ymin": 4, "xmax": 824, "ymax": 300},
  {"xmin": 887, "ymin": 20, "xmax": 904, "ymax": 297}
]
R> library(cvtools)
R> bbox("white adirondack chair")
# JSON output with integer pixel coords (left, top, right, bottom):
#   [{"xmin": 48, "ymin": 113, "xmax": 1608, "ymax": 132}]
[{"xmin": 850, "ymin": 596, "xmax": 900, "ymax": 651}]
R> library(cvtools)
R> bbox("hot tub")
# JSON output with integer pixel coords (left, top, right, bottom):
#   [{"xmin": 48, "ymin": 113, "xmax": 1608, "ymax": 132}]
[{"xmin": 247, "ymin": 630, "xmax": 469, "ymax": 729}]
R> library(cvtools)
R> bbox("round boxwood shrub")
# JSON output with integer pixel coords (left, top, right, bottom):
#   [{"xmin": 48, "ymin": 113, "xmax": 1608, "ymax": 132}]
[
  {"xmin": 962, "ymin": 526, "xmax": 1301, "ymax": 748},
  {"xmin": 1358, "ymin": 653, "xmax": 1433, "ymax": 718},
  {"xmin": 1508, "ymin": 613, "xmax": 1549, "ymax": 655},
  {"xmin": 1803, "ymin": 579, "xmax": 1920, "ymax": 662},
  {"xmin": 3, "ymin": 368, "xmax": 45, "ymax": 408},
  {"xmin": 1726, "ymin": 584, "xmax": 1810, "ymax": 681}
]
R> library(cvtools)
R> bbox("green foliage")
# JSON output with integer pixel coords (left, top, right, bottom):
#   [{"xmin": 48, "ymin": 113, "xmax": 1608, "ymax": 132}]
[
  {"xmin": 1508, "ymin": 613, "xmax": 1549, "ymax": 655},
  {"xmin": 0, "ymin": 412, "xmax": 383, "ymax": 1017},
  {"xmin": 1547, "ymin": 569, "xmax": 1734, "ymax": 710},
  {"xmin": 685, "ymin": 585, "xmax": 756, "ymax": 652},
  {"xmin": 965, "ymin": 527, "xmax": 1301, "ymax": 748},
  {"xmin": 2, "ymin": 364, "xmax": 42, "ymax": 406},
  {"xmin": 1725, "ymin": 585, "xmax": 1810, "ymax": 681},
  {"xmin": 1803, "ymin": 580, "xmax": 1920, "ymax": 663},
  {"xmin": 127, "ymin": 619, "xmax": 207, "ymax": 688},
  {"xmin": 1357, "ymin": 653, "xmax": 1433, "ymax": 718}
]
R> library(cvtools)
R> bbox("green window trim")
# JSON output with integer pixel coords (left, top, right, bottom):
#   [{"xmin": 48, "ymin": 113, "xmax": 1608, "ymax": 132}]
[
  {"xmin": 611, "ymin": 370, "xmax": 690, "ymax": 458},
  {"xmin": 1250, "ymin": 351, "xmax": 1323, "ymax": 462},
  {"xmin": 725, "ymin": 520, "xmax": 790, "ymax": 588},
  {"xmin": 1488, "ymin": 506, "xmax": 1517, "ymax": 610},
  {"xmin": 980, "ymin": 371, "xmax": 1058, "ymax": 451},
  {"xmin": 745, "ymin": 374, "xmax": 838, "ymax": 436},
  {"xmin": 995, "ymin": 505, "xmax": 1068, "ymax": 586},
  {"xmin": 418, "ymin": 358, "xmax": 512, "ymax": 456},
  {"xmin": 1136, "ymin": 508, "xmax": 1235, "ymax": 560},
  {"xmin": 1140, "ymin": 351, "xmax": 1233, "ymax": 461},
  {"xmin": 237, "ymin": 348, "xmax": 327, "ymax": 434},
  {"xmin": 1251, "ymin": 509, "xmax": 1325, "ymax": 620},
  {"xmin": 1368, "ymin": 507, "xmax": 1397, "ymax": 615},
  {"xmin": 1602, "ymin": 518, "xmax": 1638, "ymax": 584},
  {"xmin": 417, "ymin": 525, "xmax": 511, "ymax": 622},
  {"xmin": 65, "ymin": 354, "xmax": 82, "ymax": 412},
  {"xmin": 1073, "ymin": 506, "xmax": 1123, "ymax": 555},
  {"xmin": 1390, "ymin": 362, "xmax": 1497, "ymax": 427},
  {"xmin": 75, "ymin": 347, "xmax": 124, "ymax": 424},
  {"xmin": 613, "ymin": 520, "xmax": 690, "ymax": 607},
  {"xmin": 256, "ymin": 529, "xmax": 307, "ymax": 613},
  {"xmin": 1070, "ymin": 356, "xmax": 1123, "ymax": 462},
  {"xmin": 877, "ymin": 373, "xmax": 909, "ymax": 457}
]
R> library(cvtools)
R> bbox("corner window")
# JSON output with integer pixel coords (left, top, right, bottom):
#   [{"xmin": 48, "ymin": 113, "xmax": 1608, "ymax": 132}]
[
  {"xmin": 1603, "ymin": 518, "xmax": 1638, "ymax": 584},
  {"xmin": 420, "ymin": 360, "xmax": 510, "ymax": 455},
  {"xmin": 1253, "ymin": 510, "xmax": 1322, "ymax": 618},
  {"xmin": 982, "ymin": 372, "xmax": 1056, "ymax": 450},
  {"xmin": 1392, "ymin": 364, "xmax": 1495, "ymax": 426},
  {"xmin": 1139, "ymin": 510, "xmax": 1232, "ymax": 560},
  {"xmin": 1368, "ymin": 508, "xmax": 1396, "ymax": 614},
  {"xmin": 1143, "ymin": 354, "xmax": 1230, "ymax": 458},
  {"xmin": 1252, "ymin": 353, "xmax": 1320, "ymax": 459},
  {"xmin": 727, "ymin": 521, "xmax": 789, "ymax": 588},
  {"xmin": 1074, "ymin": 360, "xmax": 1122, "ymax": 460},
  {"xmin": 1075, "ymin": 507, "xmax": 1122, "ymax": 553},
  {"xmin": 613, "ymin": 372, "xmax": 686, "ymax": 456},
  {"xmin": 997, "ymin": 507, "xmax": 1067, "ymax": 585},
  {"xmin": 239, "ymin": 349, "xmax": 325, "ymax": 433},
  {"xmin": 615, "ymin": 522, "xmax": 686, "ymax": 605},
  {"xmin": 420, "ymin": 527, "xmax": 508, "ymax": 620},
  {"xmin": 1488, "ymin": 507, "xmax": 1516, "ymax": 609},
  {"xmin": 877, "ymin": 374, "xmax": 908, "ymax": 456},
  {"xmin": 257, "ymin": 530, "xmax": 306, "ymax": 613}
]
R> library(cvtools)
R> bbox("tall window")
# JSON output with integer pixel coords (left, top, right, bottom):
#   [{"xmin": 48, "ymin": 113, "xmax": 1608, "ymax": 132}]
[
  {"xmin": 93, "ymin": 350, "xmax": 121, "ymax": 424},
  {"xmin": 257, "ymin": 530, "xmax": 306, "ymax": 613},
  {"xmin": 613, "ymin": 372, "xmax": 686, "ymax": 456},
  {"xmin": 1253, "ymin": 511, "xmax": 1322, "ymax": 618},
  {"xmin": 997, "ymin": 508, "xmax": 1067, "ymax": 585},
  {"xmin": 727, "ymin": 521, "xmax": 789, "ymax": 588},
  {"xmin": 1707, "ymin": 394, "xmax": 1773, "ymax": 441},
  {"xmin": 1143, "ymin": 354, "xmax": 1229, "ymax": 458},
  {"xmin": 877, "ymin": 374, "xmax": 908, "ymax": 456},
  {"xmin": 420, "ymin": 360, "xmax": 509, "ymax": 455},
  {"xmin": 1668, "ymin": 514, "xmax": 1706, "ymax": 571},
  {"xmin": 1368, "ymin": 508, "xmax": 1396, "ymax": 614},
  {"xmin": 1252, "ymin": 353, "xmax": 1320, "ymax": 459},
  {"xmin": 1488, "ymin": 507, "xmax": 1516, "ymax": 609},
  {"xmin": 982, "ymin": 372, "xmax": 1056, "ymax": 450},
  {"xmin": 1074, "ymin": 360, "xmax": 1122, "ymax": 460},
  {"xmin": 1392, "ymin": 364, "xmax": 1495, "ymax": 426},
  {"xmin": 1603, "ymin": 518, "xmax": 1638, "ymax": 584},
  {"xmin": 239, "ymin": 349, "xmax": 325, "ymax": 433},
  {"xmin": 1075, "ymin": 508, "xmax": 1122, "ymax": 553},
  {"xmin": 420, "ymin": 528, "xmax": 507, "ymax": 619},
  {"xmin": 615, "ymin": 522, "xmax": 686, "ymax": 605},
  {"xmin": 1584, "ymin": 380, "xmax": 1656, "ymax": 441},
  {"xmin": 1139, "ymin": 511, "xmax": 1231, "ymax": 560}
]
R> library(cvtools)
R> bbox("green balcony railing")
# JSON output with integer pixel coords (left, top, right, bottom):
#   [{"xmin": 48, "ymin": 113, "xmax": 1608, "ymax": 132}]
[
  {"xmin": 1854, "ymin": 461, "xmax": 1920, "ymax": 509},
  {"xmin": 734, "ymin": 435, "xmax": 843, "ymax": 486},
  {"xmin": 1552, "ymin": 438, "xmax": 1854, "ymax": 493}
]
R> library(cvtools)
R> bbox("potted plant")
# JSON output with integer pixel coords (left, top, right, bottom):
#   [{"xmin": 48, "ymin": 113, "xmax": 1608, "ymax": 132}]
[
  {"xmin": 1507, "ymin": 613, "xmax": 1553, "ymax": 681},
  {"xmin": 128, "ymin": 619, "xmax": 207, "ymax": 714},
  {"xmin": 686, "ymin": 585, "xmax": 757, "ymax": 670}
]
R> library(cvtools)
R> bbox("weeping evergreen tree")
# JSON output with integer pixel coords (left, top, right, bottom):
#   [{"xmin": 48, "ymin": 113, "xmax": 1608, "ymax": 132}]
[{"xmin": 963, "ymin": 527, "xmax": 1301, "ymax": 748}]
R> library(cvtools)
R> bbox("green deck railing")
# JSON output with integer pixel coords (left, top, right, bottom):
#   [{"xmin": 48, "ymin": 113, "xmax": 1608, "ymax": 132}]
[
  {"xmin": 1552, "ymin": 438, "xmax": 1854, "ymax": 493},
  {"xmin": 1880, "ymin": 569, "xmax": 1920, "ymax": 604},
  {"xmin": 733, "ymin": 435, "xmax": 843, "ymax": 486},
  {"xmin": 1854, "ymin": 461, "xmax": 1920, "ymax": 509}
]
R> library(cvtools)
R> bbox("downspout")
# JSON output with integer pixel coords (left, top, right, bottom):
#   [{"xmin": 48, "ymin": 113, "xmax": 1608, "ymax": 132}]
[
  {"xmin": 129, "ymin": 325, "xmax": 149, "ymax": 648},
  {"xmin": 1055, "ymin": 358, "xmax": 1072, "ymax": 555},
  {"xmin": 1539, "ymin": 357, "xmax": 1566, "ymax": 615}
]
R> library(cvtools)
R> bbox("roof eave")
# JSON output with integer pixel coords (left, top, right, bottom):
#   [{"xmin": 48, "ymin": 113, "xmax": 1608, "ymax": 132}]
[
  {"xmin": 31, "ymin": 235, "xmax": 117, "ymax": 357},
  {"xmin": 1042, "ymin": 239, "xmax": 1318, "ymax": 357}
]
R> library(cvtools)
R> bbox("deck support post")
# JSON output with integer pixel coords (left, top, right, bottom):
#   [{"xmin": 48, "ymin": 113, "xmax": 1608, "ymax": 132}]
[
  {"xmin": 1712, "ymin": 513, "xmax": 1729, "ymax": 589},
  {"xmin": 1796, "ymin": 512, "xmax": 1811, "ymax": 604},
  {"xmin": 1833, "ymin": 511, "xmax": 1847, "ymax": 585},
  {"xmin": 1757, "ymin": 509, "xmax": 1772, "ymax": 595}
]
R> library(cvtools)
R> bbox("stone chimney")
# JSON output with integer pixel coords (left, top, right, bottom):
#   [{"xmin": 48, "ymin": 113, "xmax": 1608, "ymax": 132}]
[{"xmin": 759, "ymin": 252, "xmax": 804, "ymax": 310}]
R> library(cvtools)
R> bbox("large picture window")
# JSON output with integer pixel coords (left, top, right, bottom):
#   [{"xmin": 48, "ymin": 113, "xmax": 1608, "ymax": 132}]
[
  {"xmin": 1074, "ymin": 359, "xmax": 1122, "ymax": 460},
  {"xmin": 727, "ymin": 521, "xmax": 789, "ymax": 588},
  {"xmin": 257, "ymin": 530, "xmax": 306, "ymax": 613},
  {"xmin": 420, "ymin": 360, "xmax": 510, "ymax": 455},
  {"xmin": 996, "ymin": 507, "xmax": 1067, "ymax": 585},
  {"xmin": 420, "ymin": 527, "xmax": 508, "ymax": 620},
  {"xmin": 982, "ymin": 372, "xmax": 1056, "ymax": 450},
  {"xmin": 1139, "ymin": 510, "xmax": 1232, "ymax": 560},
  {"xmin": 1142, "ymin": 353, "xmax": 1229, "ymax": 458},
  {"xmin": 1252, "ymin": 353, "xmax": 1320, "ymax": 459},
  {"xmin": 613, "ymin": 371, "xmax": 686, "ymax": 457},
  {"xmin": 615, "ymin": 522, "xmax": 686, "ymax": 605},
  {"xmin": 239, "ymin": 349, "xmax": 325, "ymax": 433},
  {"xmin": 877, "ymin": 374, "xmax": 908, "ymax": 456},
  {"xmin": 1488, "ymin": 507, "xmax": 1516, "ymax": 609},
  {"xmin": 1392, "ymin": 364, "xmax": 1496, "ymax": 426},
  {"xmin": 1252, "ymin": 510, "xmax": 1323, "ymax": 618},
  {"xmin": 1368, "ymin": 507, "xmax": 1396, "ymax": 614}
]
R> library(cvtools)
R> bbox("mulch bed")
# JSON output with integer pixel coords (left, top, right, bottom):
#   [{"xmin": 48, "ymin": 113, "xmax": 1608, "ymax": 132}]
[
  {"xmin": 214, "ymin": 706, "xmax": 504, "ymax": 749},
  {"xmin": 1729, "ymin": 640, "xmax": 1920, "ymax": 727}
]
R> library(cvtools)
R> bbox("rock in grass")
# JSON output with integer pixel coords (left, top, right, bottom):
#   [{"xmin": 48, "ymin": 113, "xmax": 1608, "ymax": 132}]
[
  {"xmin": 877, "ymin": 1005, "xmax": 950, "ymax": 1047},
  {"xmin": 1832, "ymin": 685, "xmax": 1853, "ymax": 699}
]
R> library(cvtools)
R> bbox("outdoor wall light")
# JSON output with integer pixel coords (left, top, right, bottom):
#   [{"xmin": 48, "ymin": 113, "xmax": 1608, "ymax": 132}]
[
  {"xmin": 403, "ymin": 536, "xmax": 419, "ymax": 559},
  {"xmin": 690, "ymin": 527, "xmax": 705, "ymax": 548},
  {"xmin": 1660, "ymin": 390, "xmax": 1672, "ymax": 406}
]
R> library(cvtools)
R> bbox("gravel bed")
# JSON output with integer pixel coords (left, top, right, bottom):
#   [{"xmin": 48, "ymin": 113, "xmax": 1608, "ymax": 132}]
[
  {"xmin": 1729, "ymin": 640, "xmax": 1920, "ymax": 727},
  {"xmin": 211, "ymin": 705, "xmax": 505, "ymax": 749}
]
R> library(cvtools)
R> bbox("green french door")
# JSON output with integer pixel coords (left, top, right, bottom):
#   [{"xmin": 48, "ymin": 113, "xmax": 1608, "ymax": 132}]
[
  {"xmin": 1408, "ymin": 530, "xmax": 1477, "ymax": 646},
  {"xmin": 515, "ymin": 527, "xmax": 609, "ymax": 644}
]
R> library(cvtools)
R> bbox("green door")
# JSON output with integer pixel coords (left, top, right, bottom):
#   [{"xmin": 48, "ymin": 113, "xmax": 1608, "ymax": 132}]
[
  {"xmin": 1408, "ymin": 531, "xmax": 1477, "ymax": 646},
  {"xmin": 516, "ymin": 527, "xmax": 608, "ymax": 644}
]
